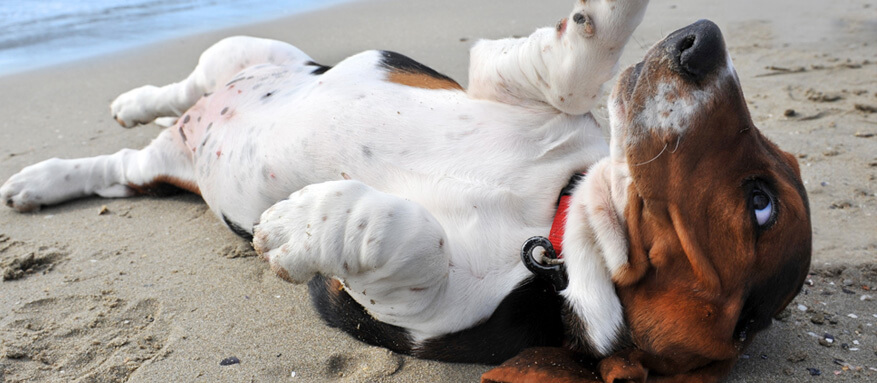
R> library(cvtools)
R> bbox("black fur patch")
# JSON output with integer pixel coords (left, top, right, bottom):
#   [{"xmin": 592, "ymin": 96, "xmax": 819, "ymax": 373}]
[
  {"xmin": 415, "ymin": 276, "xmax": 564, "ymax": 364},
  {"xmin": 308, "ymin": 275, "xmax": 414, "ymax": 354},
  {"xmin": 378, "ymin": 51, "xmax": 459, "ymax": 85},
  {"xmin": 305, "ymin": 61, "xmax": 332, "ymax": 75},
  {"xmin": 558, "ymin": 173, "xmax": 586, "ymax": 205},
  {"xmin": 222, "ymin": 213, "xmax": 253, "ymax": 241}
]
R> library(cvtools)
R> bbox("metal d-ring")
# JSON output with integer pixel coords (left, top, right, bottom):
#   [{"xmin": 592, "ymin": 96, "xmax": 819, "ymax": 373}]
[{"xmin": 521, "ymin": 236, "xmax": 569, "ymax": 291}]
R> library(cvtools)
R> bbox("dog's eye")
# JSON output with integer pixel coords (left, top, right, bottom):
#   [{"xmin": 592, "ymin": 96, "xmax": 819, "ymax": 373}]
[{"xmin": 752, "ymin": 191, "xmax": 772, "ymax": 226}]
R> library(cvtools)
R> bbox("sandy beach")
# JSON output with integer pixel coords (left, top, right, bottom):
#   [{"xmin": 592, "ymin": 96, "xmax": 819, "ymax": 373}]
[{"xmin": 1, "ymin": 0, "xmax": 875, "ymax": 382}]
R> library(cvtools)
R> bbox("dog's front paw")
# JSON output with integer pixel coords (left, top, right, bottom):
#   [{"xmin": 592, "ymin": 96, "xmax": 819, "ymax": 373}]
[
  {"xmin": 568, "ymin": 0, "xmax": 649, "ymax": 43},
  {"xmin": 252, "ymin": 196, "xmax": 315, "ymax": 283},
  {"xmin": 253, "ymin": 180, "xmax": 376, "ymax": 283},
  {"xmin": 110, "ymin": 85, "xmax": 162, "ymax": 128}
]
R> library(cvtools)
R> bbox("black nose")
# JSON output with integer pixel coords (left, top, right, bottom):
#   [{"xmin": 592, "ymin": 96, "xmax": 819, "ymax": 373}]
[{"xmin": 663, "ymin": 20, "xmax": 726, "ymax": 80}]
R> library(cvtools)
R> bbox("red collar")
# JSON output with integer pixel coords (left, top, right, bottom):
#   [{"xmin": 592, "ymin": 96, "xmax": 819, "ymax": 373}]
[
  {"xmin": 548, "ymin": 193, "xmax": 571, "ymax": 259},
  {"xmin": 548, "ymin": 173, "xmax": 585, "ymax": 259}
]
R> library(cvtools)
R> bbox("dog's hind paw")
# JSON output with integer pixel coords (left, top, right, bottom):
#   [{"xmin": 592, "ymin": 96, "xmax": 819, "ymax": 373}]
[{"xmin": 110, "ymin": 85, "xmax": 163, "ymax": 128}]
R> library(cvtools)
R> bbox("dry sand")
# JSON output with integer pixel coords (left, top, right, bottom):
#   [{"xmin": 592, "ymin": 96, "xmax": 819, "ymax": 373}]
[{"xmin": 1, "ymin": 0, "xmax": 875, "ymax": 382}]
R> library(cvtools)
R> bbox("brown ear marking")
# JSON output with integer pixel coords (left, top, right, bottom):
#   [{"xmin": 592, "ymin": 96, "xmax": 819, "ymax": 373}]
[
  {"xmin": 600, "ymin": 349, "xmax": 738, "ymax": 383},
  {"xmin": 481, "ymin": 347, "xmax": 601, "ymax": 383},
  {"xmin": 613, "ymin": 194, "xmax": 650, "ymax": 286},
  {"xmin": 598, "ymin": 349, "xmax": 648, "ymax": 383},
  {"xmin": 668, "ymin": 204, "xmax": 721, "ymax": 295}
]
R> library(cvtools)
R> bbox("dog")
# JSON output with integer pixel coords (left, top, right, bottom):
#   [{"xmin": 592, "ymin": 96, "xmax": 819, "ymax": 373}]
[{"xmin": 1, "ymin": 0, "xmax": 811, "ymax": 381}]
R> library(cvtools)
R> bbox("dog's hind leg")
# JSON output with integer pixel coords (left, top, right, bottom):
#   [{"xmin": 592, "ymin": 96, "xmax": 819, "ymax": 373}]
[
  {"xmin": 1, "ymin": 127, "xmax": 196, "ymax": 212},
  {"xmin": 253, "ymin": 180, "xmax": 451, "ymax": 329},
  {"xmin": 111, "ymin": 36, "xmax": 314, "ymax": 128}
]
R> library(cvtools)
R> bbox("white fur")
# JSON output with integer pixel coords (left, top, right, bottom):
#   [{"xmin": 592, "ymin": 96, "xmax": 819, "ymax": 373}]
[
  {"xmin": 1, "ymin": 0, "xmax": 651, "ymax": 356},
  {"xmin": 639, "ymin": 82, "xmax": 708, "ymax": 136}
]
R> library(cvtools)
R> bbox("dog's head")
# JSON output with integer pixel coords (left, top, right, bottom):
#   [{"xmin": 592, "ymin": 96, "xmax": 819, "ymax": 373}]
[{"xmin": 597, "ymin": 20, "xmax": 812, "ymax": 380}]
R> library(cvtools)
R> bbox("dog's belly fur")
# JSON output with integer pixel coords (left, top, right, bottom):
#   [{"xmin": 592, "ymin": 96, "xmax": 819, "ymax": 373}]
[
  {"xmin": 172, "ymin": 50, "xmax": 610, "ymax": 340},
  {"xmin": 184, "ymin": 50, "xmax": 607, "ymax": 248}
]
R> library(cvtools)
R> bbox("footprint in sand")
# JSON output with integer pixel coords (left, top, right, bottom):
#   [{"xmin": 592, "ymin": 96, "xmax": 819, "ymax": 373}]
[
  {"xmin": 0, "ymin": 233, "xmax": 68, "ymax": 281},
  {"xmin": 324, "ymin": 346, "xmax": 403, "ymax": 382},
  {"xmin": 0, "ymin": 294, "xmax": 171, "ymax": 382}
]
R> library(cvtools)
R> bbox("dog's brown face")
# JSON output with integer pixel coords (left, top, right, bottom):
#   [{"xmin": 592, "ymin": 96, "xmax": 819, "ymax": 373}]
[{"xmin": 604, "ymin": 20, "xmax": 812, "ymax": 380}]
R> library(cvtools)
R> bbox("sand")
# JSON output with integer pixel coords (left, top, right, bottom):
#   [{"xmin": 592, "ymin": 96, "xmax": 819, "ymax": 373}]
[{"xmin": 0, "ymin": 0, "xmax": 875, "ymax": 382}]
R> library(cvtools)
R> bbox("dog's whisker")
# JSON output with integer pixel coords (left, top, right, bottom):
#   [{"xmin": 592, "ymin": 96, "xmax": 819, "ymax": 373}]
[{"xmin": 633, "ymin": 142, "xmax": 669, "ymax": 166}]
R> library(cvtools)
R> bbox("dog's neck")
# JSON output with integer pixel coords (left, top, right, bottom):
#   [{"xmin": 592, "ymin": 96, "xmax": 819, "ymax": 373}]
[{"xmin": 554, "ymin": 156, "xmax": 633, "ymax": 356}]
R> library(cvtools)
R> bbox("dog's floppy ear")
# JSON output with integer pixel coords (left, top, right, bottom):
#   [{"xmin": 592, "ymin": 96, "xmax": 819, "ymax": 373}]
[
  {"xmin": 620, "ymin": 193, "xmax": 722, "ymax": 295},
  {"xmin": 481, "ymin": 347, "xmax": 602, "ymax": 383},
  {"xmin": 667, "ymin": 204, "xmax": 721, "ymax": 294},
  {"xmin": 599, "ymin": 349, "xmax": 737, "ymax": 383}
]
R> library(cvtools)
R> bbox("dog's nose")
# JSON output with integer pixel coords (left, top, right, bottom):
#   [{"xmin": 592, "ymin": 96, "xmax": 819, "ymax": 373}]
[{"xmin": 663, "ymin": 20, "xmax": 726, "ymax": 80}]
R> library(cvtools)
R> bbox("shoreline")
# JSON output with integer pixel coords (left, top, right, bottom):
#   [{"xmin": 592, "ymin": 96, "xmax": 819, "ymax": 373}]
[
  {"xmin": 1, "ymin": 0, "xmax": 874, "ymax": 382},
  {"xmin": 0, "ymin": 0, "xmax": 353, "ymax": 78}
]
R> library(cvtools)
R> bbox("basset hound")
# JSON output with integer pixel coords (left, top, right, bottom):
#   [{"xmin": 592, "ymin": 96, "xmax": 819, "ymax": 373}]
[{"xmin": 0, "ymin": 0, "xmax": 811, "ymax": 381}]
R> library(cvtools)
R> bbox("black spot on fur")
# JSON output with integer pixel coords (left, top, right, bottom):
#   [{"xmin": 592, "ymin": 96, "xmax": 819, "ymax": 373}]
[
  {"xmin": 222, "ymin": 214, "xmax": 253, "ymax": 241},
  {"xmin": 378, "ymin": 51, "xmax": 459, "ymax": 85},
  {"xmin": 309, "ymin": 275, "xmax": 413, "ymax": 354},
  {"xmin": 306, "ymin": 61, "xmax": 332, "ymax": 75},
  {"xmin": 415, "ymin": 276, "xmax": 564, "ymax": 364}
]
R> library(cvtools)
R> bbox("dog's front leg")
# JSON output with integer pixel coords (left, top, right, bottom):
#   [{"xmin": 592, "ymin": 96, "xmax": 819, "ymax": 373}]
[
  {"xmin": 467, "ymin": 0, "xmax": 649, "ymax": 114},
  {"xmin": 254, "ymin": 180, "xmax": 450, "ymax": 311}
]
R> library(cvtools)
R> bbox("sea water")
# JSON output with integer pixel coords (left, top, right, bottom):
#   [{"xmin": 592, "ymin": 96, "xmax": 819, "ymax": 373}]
[{"xmin": 0, "ymin": 0, "xmax": 349, "ymax": 76}]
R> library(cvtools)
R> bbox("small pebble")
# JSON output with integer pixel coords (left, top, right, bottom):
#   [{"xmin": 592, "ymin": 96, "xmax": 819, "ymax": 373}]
[
  {"xmin": 811, "ymin": 312, "xmax": 826, "ymax": 325},
  {"xmin": 819, "ymin": 338, "xmax": 834, "ymax": 347},
  {"xmin": 847, "ymin": 313, "xmax": 858, "ymax": 319},
  {"xmin": 220, "ymin": 356, "xmax": 240, "ymax": 366},
  {"xmin": 784, "ymin": 109, "xmax": 797, "ymax": 117},
  {"xmin": 807, "ymin": 368, "xmax": 821, "ymax": 376},
  {"xmin": 861, "ymin": 295, "xmax": 874, "ymax": 301},
  {"xmin": 787, "ymin": 351, "xmax": 808, "ymax": 362},
  {"xmin": 797, "ymin": 304, "xmax": 808, "ymax": 312}
]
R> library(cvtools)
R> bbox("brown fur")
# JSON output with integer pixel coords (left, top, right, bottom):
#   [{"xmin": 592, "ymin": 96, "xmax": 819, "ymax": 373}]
[
  {"xmin": 601, "ymin": 29, "xmax": 811, "ymax": 382},
  {"xmin": 387, "ymin": 70, "xmax": 464, "ymax": 90},
  {"xmin": 481, "ymin": 347, "xmax": 601, "ymax": 383}
]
